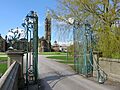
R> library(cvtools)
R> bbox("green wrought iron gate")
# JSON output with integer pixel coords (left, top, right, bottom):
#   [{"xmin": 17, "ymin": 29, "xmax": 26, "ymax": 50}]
[
  {"xmin": 73, "ymin": 21, "xmax": 93, "ymax": 77},
  {"xmin": 73, "ymin": 20, "xmax": 107, "ymax": 83},
  {"xmin": 22, "ymin": 11, "xmax": 38, "ymax": 84}
]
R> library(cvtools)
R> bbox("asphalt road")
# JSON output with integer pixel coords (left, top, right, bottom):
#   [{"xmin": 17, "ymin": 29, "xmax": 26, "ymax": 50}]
[{"xmin": 38, "ymin": 55, "xmax": 119, "ymax": 90}]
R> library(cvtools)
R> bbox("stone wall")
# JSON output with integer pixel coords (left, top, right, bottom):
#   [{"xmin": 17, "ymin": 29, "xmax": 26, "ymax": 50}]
[
  {"xmin": 93, "ymin": 57, "xmax": 120, "ymax": 82},
  {"xmin": 0, "ymin": 62, "xmax": 20, "ymax": 90}
]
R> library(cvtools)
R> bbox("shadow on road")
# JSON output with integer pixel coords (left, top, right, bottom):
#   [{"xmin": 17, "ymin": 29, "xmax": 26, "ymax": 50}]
[
  {"xmin": 40, "ymin": 71, "xmax": 76, "ymax": 90},
  {"xmin": 39, "ymin": 79, "xmax": 53, "ymax": 90}
]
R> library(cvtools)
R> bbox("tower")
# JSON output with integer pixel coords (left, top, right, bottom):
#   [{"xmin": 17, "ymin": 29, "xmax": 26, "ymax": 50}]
[
  {"xmin": 45, "ymin": 10, "xmax": 51, "ymax": 41},
  {"xmin": 45, "ymin": 10, "xmax": 51, "ymax": 51}
]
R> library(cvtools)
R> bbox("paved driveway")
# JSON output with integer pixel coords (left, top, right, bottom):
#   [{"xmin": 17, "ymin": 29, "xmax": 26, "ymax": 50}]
[{"xmin": 38, "ymin": 55, "xmax": 119, "ymax": 90}]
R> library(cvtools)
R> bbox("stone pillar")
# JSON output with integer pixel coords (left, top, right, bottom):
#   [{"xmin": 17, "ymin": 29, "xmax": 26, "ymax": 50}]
[
  {"xmin": 6, "ymin": 50, "xmax": 25, "ymax": 89},
  {"xmin": 6, "ymin": 50, "xmax": 24, "ymax": 77}
]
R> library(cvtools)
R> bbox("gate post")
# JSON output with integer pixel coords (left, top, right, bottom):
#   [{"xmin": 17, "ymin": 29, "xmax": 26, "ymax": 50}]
[
  {"xmin": 6, "ymin": 50, "xmax": 25, "ymax": 88},
  {"xmin": 33, "ymin": 12, "xmax": 38, "ymax": 82}
]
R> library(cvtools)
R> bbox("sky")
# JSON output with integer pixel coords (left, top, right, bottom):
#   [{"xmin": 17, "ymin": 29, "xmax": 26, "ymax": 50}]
[{"xmin": 0, "ymin": 0, "xmax": 61, "ymax": 44}]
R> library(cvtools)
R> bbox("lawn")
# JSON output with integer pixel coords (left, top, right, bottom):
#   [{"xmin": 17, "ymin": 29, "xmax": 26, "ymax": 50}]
[
  {"xmin": 47, "ymin": 55, "xmax": 73, "ymax": 60},
  {"xmin": 46, "ymin": 55, "xmax": 74, "ymax": 64},
  {"xmin": 0, "ymin": 52, "xmax": 8, "ymax": 76},
  {"xmin": 0, "ymin": 52, "xmax": 7, "ymax": 58},
  {"xmin": 0, "ymin": 63, "xmax": 7, "ymax": 75},
  {"xmin": 0, "ymin": 52, "xmax": 6, "ymax": 55},
  {"xmin": 0, "ymin": 52, "xmax": 7, "ymax": 61},
  {"xmin": 0, "ymin": 57, "xmax": 8, "ymax": 61},
  {"xmin": 39, "ymin": 52, "xmax": 67, "ymax": 55}
]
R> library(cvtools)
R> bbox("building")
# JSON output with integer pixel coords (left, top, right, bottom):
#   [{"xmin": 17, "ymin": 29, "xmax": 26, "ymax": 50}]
[
  {"xmin": 0, "ymin": 34, "xmax": 7, "ymax": 52},
  {"xmin": 52, "ymin": 41, "xmax": 60, "ymax": 52},
  {"xmin": 39, "ymin": 10, "xmax": 51, "ymax": 52},
  {"xmin": 59, "ymin": 44, "xmax": 68, "ymax": 52},
  {"xmin": 52, "ymin": 41, "xmax": 68, "ymax": 52}
]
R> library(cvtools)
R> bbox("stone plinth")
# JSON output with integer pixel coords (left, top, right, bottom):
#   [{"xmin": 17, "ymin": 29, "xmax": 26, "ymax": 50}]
[
  {"xmin": 6, "ymin": 50, "xmax": 25, "ymax": 89},
  {"xmin": 6, "ymin": 50, "xmax": 24, "ymax": 78}
]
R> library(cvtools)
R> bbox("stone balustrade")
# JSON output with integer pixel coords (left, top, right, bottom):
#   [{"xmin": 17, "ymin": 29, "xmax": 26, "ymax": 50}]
[
  {"xmin": 0, "ymin": 50, "xmax": 25, "ymax": 90},
  {"xmin": 0, "ymin": 61, "xmax": 20, "ymax": 90}
]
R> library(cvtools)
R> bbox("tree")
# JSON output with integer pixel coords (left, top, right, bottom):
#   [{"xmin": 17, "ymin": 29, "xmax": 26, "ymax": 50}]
[
  {"xmin": 51, "ymin": 0, "xmax": 120, "ymax": 58},
  {"xmin": 67, "ymin": 44, "xmax": 74, "ymax": 56}
]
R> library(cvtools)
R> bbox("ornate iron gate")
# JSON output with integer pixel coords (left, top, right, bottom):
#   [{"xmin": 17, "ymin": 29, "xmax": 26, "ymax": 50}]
[
  {"xmin": 73, "ymin": 20, "xmax": 107, "ymax": 83},
  {"xmin": 22, "ymin": 11, "xmax": 38, "ymax": 84},
  {"xmin": 73, "ymin": 21, "xmax": 93, "ymax": 77}
]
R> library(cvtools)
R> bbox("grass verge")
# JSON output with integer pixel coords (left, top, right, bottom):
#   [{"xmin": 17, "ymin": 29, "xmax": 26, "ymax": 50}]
[
  {"xmin": 39, "ymin": 52, "xmax": 66, "ymax": 55},
  {"xmin": 0, "ymin": 57, "xmax": 8, "ymax": 61},
  {"xmin": 46, "ymin": 55, "xmax": 74, "ymax": 64},
  {"xmin": 47, "ymin": 55, "xmax": 73, "ymax": 60},
  {"xmin": 0, "ymin": 53, "xmax": 8, "ymax": 75},
  {"xmin": 0, "ymin": 52, "xmax": 6, "ymax": 55},
  {"xmin": 0, "ymin": 63, "xmax": 7, "ymax": 74}
]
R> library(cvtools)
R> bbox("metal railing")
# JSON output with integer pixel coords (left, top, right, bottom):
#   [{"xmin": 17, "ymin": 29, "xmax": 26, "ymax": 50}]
[{"xmin": 0, "ymin": 61, "xmax": 20, "ymax": 90}]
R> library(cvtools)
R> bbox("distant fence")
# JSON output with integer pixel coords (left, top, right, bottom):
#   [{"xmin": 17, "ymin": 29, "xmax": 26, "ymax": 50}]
[
  {"xmin": 0, "ymin": 61, "xmax": 20, "ymax": 90},
  {"xmin": 93, "ymin": 58, "xmax": 120, "ymax": 82}
]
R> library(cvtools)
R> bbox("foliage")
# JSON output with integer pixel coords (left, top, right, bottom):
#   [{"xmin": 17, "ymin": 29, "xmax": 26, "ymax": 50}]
[
  {"xmin": 67, "ymin": 44, "xmax": 74, "ymax": 56},
  {"xmin": 51, "ymin": 0, "xmax": 120, "ymax": 59},
  {"xmin": 97, "ymin": 25, "xmax": 120, "ymax": 58}
]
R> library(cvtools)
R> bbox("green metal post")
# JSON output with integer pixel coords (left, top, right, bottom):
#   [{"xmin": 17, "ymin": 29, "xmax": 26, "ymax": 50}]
[
  {"xmin": 73, "ymin": 21, "xmax": 77, "ymax": 72},
  {"xmin": 84, "ymin": 33, "xmax": 87, "ymax": 75},
  {"xmin": 22, "ymin": 11, "xmax": 39, "ymax": 85},
  {"xmin": 33, "ymin": 12, "xmax": 38, "ymax": 82},
  {"xmin": 66, "ymin": 47, "xmax": 68, "ymax": 64},
  {"xmin": 90, "ymin": 30, "xmax": 93, "ymax": 76},
  {"xmin": 97, "ymin": 53, "xmax": 100, "ymax": 82},
  {"xmin": 26, "ymin": 17, "xmax": 29, "ymax": 84}
]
